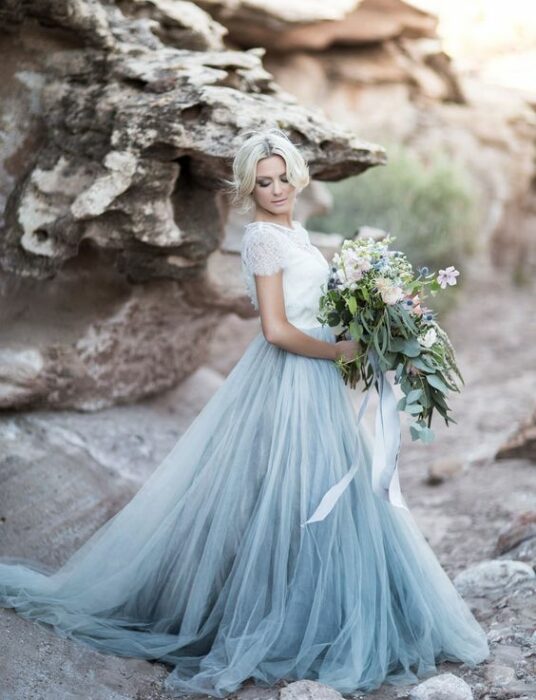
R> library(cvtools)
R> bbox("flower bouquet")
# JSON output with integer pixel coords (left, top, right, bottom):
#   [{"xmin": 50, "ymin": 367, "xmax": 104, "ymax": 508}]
[{"xmin": 317, "ymin": 235, "xmax": 464, "ymax": 444}]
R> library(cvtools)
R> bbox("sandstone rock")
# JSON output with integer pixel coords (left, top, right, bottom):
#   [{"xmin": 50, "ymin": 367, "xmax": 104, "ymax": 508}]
[
  {"xmin": 224, "ymin": 0, "xmax": 536, "ymax": 281},
  {"xmin": 196, "ymin": 0, "xmax": 362, "ymax": 31},
  {"xmin": 495, "ymin": 511, "xmax": 536, "ymax": 556},
  {"xmin": 0, "ymin": 0, "xmax": 385, "ymax": 410},
  {"xmin": 409, "ymin": 672, "xmax": 473, "ymax": 700},
  {"xmin": 280, "ymin": 679, "xmax": 344, "ymax": 700},
  {"xmin": 454, "ymin": 559, "xmax": 536, "ymax": 598},
  {"xmin": 198, "ymin": 0, "xmax": 437, "ymax": 51},
  {"xmin": 485, "ymin": 663, "xmax": 517, "ymax": 688},
  {"xmin": 117, "ymin": 0, "xmax": 228, "ymax": 51},
  {"xmin": 0, "ymin": 265, "xmax": 222, "ymax": 411},
  {"xmin": 426, "ymin": 457, "xmax": 465, "ymax": 485},
  {"xmin": 495, "ymin": 409, "xmax": 536, "ymax": 463},
  {"xmin": 498, "ymin": 537, "xmax": 536, "ymax": 569}
]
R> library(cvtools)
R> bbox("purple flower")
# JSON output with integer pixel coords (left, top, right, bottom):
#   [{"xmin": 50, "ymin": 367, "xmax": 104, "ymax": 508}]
[{"xmin": 437, "ymin": 265, "xmax": 460, "ymax": 289}]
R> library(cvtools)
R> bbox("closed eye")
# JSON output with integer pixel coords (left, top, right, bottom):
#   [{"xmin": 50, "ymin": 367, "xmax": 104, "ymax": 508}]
[{"xmin": 258, "ymin": 177, "xmax": 288, "ymax": 187}]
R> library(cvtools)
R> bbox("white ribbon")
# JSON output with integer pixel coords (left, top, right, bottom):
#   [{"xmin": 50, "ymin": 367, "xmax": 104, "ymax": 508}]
[{"xmin": 301, "ymin": 350, "xmax": 409, "ymax": 527}]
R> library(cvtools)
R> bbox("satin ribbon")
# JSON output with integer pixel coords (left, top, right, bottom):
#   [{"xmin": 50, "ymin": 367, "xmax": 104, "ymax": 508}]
[{"xmin": 301, "ymin": 349, "xmax": 409, "ymax": 527}]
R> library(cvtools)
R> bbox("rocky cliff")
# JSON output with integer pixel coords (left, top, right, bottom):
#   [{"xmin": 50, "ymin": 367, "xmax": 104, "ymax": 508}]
[
  {"xmin": 198, "ymin": 0, "xmax": 536, "ymax": 278},
  {"xmin": 0, "ymin": 0, "xmax": 384, "ymax": 410}
]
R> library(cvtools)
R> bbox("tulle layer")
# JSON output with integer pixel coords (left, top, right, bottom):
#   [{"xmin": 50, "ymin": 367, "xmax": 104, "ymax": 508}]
[{"xmin": 0, "ymin": 325, "xmax": 489, "ymax": 697}]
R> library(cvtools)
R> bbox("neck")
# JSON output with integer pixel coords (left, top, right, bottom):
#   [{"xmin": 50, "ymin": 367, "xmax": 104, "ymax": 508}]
[{"xmin": 253, "ymin": 210, "xmax": 294, "ymax": 228}]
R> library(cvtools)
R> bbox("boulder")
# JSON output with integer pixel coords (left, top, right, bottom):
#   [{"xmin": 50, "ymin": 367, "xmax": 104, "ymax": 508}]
[{"xmin": 409, "ymin": 672, "xmax": 473, "ymax": 700}]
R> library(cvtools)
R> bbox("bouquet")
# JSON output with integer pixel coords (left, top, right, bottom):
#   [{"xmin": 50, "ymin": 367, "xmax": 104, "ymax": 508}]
[{"xmin": 317, "ymin": 234, "xmax": 464, "ymax": 444}]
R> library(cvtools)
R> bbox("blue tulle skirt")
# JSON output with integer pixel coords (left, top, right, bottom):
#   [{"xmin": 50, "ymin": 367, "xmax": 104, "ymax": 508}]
[{"xmin": 0, "ymin": 325, "xmax": 489, "ymax": 697}]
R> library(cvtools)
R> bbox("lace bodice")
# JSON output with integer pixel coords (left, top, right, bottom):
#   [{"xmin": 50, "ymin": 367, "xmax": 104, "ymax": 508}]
[{"xmin": 240, "ymin": 220, "xmax": 331, "ymax": 330}]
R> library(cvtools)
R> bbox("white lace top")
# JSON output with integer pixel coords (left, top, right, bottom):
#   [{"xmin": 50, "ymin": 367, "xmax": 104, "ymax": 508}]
[{"xmin": 240, "ymin": 220, "xmax": 331, "ymax": 330}]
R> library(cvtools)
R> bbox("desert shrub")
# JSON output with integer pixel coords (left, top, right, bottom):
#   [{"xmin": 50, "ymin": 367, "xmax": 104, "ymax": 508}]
[{"xmin": 308, "ymin": 144, "xmax": 481, "ymax": 311}]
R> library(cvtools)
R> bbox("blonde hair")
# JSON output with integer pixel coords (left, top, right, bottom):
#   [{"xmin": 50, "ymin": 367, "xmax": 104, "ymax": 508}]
[{"xmin": 225, "ymin": 127, "xmax": 310, "ymax": 213}]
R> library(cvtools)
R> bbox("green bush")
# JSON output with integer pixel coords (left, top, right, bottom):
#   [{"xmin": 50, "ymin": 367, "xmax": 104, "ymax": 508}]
[{"xmin": 308, "ymin": 144, "xmax": 481, "ymax": 311}]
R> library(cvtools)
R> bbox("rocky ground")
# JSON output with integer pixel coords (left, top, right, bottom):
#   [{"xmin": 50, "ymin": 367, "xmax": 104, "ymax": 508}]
[{"xmin": 0, "ymin": 254, "xmax": 535, "ymax": 699}]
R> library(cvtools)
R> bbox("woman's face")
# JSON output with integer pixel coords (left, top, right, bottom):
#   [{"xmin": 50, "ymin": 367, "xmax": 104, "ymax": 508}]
[{"xmin": 252, "ymin": 155, "xmax": 297, "ymax": 217}]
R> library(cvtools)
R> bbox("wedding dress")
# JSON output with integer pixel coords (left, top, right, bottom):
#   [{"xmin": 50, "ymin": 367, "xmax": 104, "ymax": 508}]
[{"xmin": 0, "ymin": 220, "xmax": 489, "ymax": 697}]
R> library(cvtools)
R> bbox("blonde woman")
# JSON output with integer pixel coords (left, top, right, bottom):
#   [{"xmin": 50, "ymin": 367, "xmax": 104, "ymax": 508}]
[{"xmin": 0, "ymin": 128, "xmax": 489, "ymax": 698}]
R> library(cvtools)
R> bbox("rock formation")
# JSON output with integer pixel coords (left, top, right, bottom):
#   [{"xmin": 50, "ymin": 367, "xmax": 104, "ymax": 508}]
[
  {"xmin": 495, "ymin": 408, "xmax": 536, "ymax": 463},
  {"xmin": 197, "ymin": 0, "xmax": 536, "ymax": 277},
  {"xmin": 0, "ymin": 0, "xmax": 385, "ymax": 410}
]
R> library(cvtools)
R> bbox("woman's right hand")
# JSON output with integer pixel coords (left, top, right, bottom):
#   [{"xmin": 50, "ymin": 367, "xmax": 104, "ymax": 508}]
[{"xmin": 334, "ymin": 339, "xmax": 362, "ymax": 362}]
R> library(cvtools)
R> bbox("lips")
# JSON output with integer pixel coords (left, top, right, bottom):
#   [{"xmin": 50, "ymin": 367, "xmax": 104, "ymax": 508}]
[{"xmin": 273, "ymin": 198, "xmax": 287, "ymax": 204}]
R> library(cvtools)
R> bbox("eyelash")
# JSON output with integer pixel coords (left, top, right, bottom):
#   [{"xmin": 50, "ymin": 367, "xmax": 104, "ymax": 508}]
[{"xmin": 258, "ymin": 178, "xmax": 288, "ymax": 187}]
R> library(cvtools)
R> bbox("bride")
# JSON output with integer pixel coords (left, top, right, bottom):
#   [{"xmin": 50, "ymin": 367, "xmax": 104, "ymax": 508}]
[{"xmin": 0, "ymin": 128, "xmax": 489, "ymax": 698}]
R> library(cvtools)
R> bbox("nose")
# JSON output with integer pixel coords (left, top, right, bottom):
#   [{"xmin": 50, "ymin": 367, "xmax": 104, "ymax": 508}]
[{"xmin": 273, "ymin": 180, "xmax": 282, "ymax": 196}]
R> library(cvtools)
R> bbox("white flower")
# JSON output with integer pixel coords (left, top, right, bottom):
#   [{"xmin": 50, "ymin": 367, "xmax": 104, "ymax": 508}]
[
  {"xmin": 346, "ymin": 266, "xmax": 365, "ymax": 282},
  {"xmin": 437, "ymin": 265, "xmax": 460, "ymax": 289},
  {"xmin": 375, "ymin": 276, "xmax": 404, "ymax": 305},
  {"xmin": 380, "ymin": 286, "xmax": 404, "ymax": 305},
  {"xmin": 339, "ymin": 250, "xmax": 372, "ymax": 284},
  {"xmin": 374, "ymin": 276, "xmax": 391, "ymax": 291},
  {"xmin": 418, "ymin": 327, "xmax": 437, "ymax": 348}
]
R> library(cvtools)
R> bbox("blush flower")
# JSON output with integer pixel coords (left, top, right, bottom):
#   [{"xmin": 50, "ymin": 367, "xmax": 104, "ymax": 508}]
[
  {"xmin": 437, "ymin": 266, "xmax": 459, "ymax": 289},
  {"xmin": 376, "ymin": 277, "xmax": 404, "ymax": 305}
]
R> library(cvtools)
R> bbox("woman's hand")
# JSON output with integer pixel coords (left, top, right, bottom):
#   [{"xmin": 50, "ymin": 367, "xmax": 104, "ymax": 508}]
[{"xmin": 334, "ymin": 339, "xmax": 362, "ymax": 362}]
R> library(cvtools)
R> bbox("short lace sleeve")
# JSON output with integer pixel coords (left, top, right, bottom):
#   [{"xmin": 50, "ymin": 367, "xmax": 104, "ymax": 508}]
[{"xmin": 241, "ymin": 224, "xmax": 287, "ymax": 277}]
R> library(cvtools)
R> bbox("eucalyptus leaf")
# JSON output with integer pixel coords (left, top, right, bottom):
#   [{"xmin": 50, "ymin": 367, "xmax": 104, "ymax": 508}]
[
  {"xmin": 383, "ymin": 351, "xmax": 397, "ymax": 367},
  {"xmin": 410, "ymin": 357, "xmax": 436, "ymax": 373},
  {"xmin": 419, "ymin": 426, "xmax": 435, "ymax": 443},
  {"xmin": 426, "ymin": 373, "xmax": 450, "ymax": 393},
  {"xmin": 401, "ymin": 338, "xmax": 421, "ymax": 357},
  {"xmin": 410, "ymin": 423, "xmax": 422, "ymax": 441},
  {"xmin": 406, "ymin": 388, "xmax": 423, "ymax": 403}
]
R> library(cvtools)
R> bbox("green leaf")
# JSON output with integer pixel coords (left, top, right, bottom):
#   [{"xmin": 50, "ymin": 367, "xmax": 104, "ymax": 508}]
[
  {"xmin": 347, "ymin": 296, "xmax": 357, "ymax": 315},
  {"xmin": 383, "ymin": 351, "xmax": 397, "ymax": 367},
  {"xmin": 405, "ymin": 403, "xmax": 423, "ymax": 415},
  {"xmin": 419, "ymin": 426, "xmax": 435, "ymax": 443},
  {"xmin": 373, "ymin": 330, "xmax": 385, "ymax": 362},
  {"xmin": 426, "ymin": 373, "xmax": 450, "ymax": 393},
  {"xmin": 397, "ymin": 397, "xmax": 406, "ymax": 411},
  {"xmin": 406, "ymin": 388, "xmax": 423, "ymax": 403},
  {"xmin": 402, "ymin": 338, "xmax": 422, "ymax": 357},
  {"xmin": 400, "ymin": 375, "xmax": 412, "ymax": 394},
  {"xmin": 410, "ymin": 423, "xmax": 422, "ymax": 441},
  {"xmin": 430, "ymin": 388, "xmax": 449, "ymax": 409},
  {"xmin": 410, "ymin": 356, "xmax": 436, "ymax": 373},
  {"xmin": 327, "ymin": 311, "xmax": 340, "ymax": 327},
  {"xmin": 349, "ymin": 320, "xmax": 363, "ymax": 341},
  {"xmin": 420, "ymin": 388, "xmax": 432, "ymax": 408}
]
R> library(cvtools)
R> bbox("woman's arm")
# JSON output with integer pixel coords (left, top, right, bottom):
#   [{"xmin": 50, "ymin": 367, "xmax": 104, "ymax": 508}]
[{"xmin": 255, "ymin": 271, "xmax": 358, "ymax": 361}]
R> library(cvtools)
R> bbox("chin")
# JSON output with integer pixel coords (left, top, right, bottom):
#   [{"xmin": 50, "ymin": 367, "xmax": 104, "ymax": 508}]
[{"xmin": 266, "ymin": 202, "xmax": 292, "ymax": 215}]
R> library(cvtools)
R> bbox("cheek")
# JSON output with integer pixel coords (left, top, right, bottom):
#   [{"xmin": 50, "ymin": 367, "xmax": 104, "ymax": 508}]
[{"xmin": 254, "ymin": 186, "xmax": 270, "ymax": 201}]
